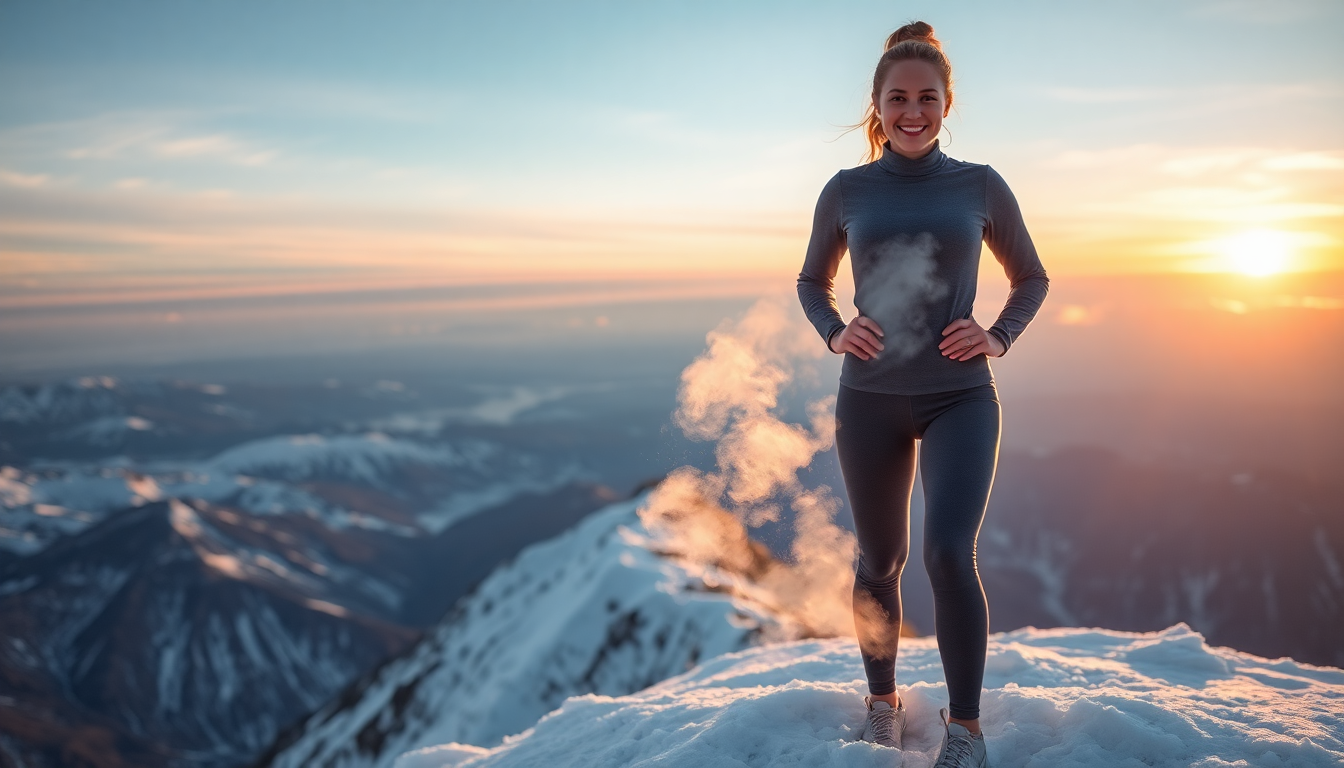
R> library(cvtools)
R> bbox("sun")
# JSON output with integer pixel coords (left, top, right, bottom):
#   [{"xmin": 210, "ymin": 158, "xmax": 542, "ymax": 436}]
[{"xmin": 1218, "ymin": 229, "xmax": 1293, "ymax": 277}]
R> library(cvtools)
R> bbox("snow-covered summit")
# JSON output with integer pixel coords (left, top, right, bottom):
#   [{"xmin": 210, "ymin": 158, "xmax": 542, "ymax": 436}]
[{"xmin": 396, "ymin": 623, "xmax": 1344, "ymax": 768}]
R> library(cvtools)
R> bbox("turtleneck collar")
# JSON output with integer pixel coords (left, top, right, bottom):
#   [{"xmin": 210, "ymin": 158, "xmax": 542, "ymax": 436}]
[{"xmin": 876, "ymin": 139, "xmax": 947, "ymax": 177}]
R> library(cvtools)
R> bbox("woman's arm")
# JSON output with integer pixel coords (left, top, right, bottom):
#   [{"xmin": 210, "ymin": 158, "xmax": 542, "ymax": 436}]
[
  {"xmin": 983, "ymin": 166, "xmax": 1050, "ymax": 355},
  {"xmin": 797, "ymin": 173, "xmax": 850, "ymax": 350}
]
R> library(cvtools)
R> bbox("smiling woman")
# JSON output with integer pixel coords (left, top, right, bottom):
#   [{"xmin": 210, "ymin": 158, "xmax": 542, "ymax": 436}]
[
  {"xmin": 852, "ymin": 21, "xmax": 954, "ymax": 164},
  {"xmin": 796, "ymin": 20, "xmax": 1051, "ymax": 768}
]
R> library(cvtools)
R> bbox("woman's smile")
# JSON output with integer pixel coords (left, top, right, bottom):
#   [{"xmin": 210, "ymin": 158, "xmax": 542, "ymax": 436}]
[{"xmin": 875, "ymin": 59, "xmax": 947, "ymax": 159}]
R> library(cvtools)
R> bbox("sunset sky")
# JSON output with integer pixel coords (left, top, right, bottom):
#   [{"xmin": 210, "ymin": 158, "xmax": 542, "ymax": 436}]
[{"xmin": 2, "ymin": 0, "xmax": 1341, "ymax": 309}]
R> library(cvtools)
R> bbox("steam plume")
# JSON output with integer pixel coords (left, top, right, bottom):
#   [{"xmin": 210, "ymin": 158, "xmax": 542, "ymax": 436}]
[
  {"xmin": 855, "ymin": 232, "xmax": 948, "ymax": 363},
  {"xmin": 638, "ymin": 296, "xmax": 893, "ymax": 645}
]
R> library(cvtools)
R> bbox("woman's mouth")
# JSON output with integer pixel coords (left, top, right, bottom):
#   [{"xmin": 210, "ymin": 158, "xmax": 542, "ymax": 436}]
[{"xmin": 898, "ymin": 125, "xmax": 927, "ymax": 136}]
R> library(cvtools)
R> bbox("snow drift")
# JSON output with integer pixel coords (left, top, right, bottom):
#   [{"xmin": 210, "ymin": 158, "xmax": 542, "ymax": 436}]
[{"xmin": 395, "ymin": 623, "xmax": 1344, "ymax": 768}]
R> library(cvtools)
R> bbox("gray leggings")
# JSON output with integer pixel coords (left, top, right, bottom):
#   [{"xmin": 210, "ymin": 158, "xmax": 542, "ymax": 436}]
[{"xmin": 834, "ymin": 381, "xmax": 1000, "ymax": 721}]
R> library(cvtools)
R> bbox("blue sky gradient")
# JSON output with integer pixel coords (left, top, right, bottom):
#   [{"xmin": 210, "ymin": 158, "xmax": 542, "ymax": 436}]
[{"xmin": 2, "ymin": 0, "xmax": 1342, "ymax": 305}]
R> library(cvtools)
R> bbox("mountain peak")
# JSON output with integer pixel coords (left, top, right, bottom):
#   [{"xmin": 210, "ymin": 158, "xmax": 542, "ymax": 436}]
[{"xmin": 393, "ymin": 624, "xmax": 1344, "ymax": 768}]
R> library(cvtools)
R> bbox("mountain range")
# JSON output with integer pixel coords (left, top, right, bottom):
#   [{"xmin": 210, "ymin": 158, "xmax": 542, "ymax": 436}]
[{"xmin": 2, "ymin": 376, "xmax": 1341, "ymax": 767}]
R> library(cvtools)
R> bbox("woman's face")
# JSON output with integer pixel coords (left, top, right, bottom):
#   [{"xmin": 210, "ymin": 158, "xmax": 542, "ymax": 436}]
[{"xmin": 874, "ymin": 59, "xmax": 947, "ymax": 159}]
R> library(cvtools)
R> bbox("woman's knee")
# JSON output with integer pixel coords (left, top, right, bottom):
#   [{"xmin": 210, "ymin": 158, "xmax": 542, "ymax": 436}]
[
  {"xmin": 923, "ymin": 541, "xmax": 979, "ymax": 590},
  {"xmin": 856, "ymin": 549, "xmax": 909, "ymax": 587}
]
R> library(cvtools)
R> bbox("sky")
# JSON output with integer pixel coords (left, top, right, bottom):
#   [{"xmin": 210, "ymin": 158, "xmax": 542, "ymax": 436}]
[{"xmin": 1, "ymin": 0, "xmax": 1342, "ymax": 311}]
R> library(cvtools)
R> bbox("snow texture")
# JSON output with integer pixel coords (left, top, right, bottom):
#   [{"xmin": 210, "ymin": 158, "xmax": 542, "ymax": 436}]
[
  {"xmin": 395, "ymin": 624, "xmax": 1344, "ymax": 768},
  {"xmin": 262, "ymin": 496, "xmax": 792, "ymax": 768}
]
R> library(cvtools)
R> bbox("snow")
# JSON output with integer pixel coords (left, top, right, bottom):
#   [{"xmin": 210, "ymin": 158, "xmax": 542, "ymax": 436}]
[
  {"xmin": 370, "ymin": 384, "xmax": 575, "ymax": 433},
  {"xmin": 415, "ymin": 468, "xmax": 583, "ymax": 533},
  {"xmin": 263, "ymin": 496, "xmax": 794, "ymax": 768},
  {"xmin": 0, "ymin": 428, "xmax": 574, "ymax": 552},
  {"xmin": 1, "ymin": 380, "xmax": 593, "ymax": 556},
  {"xmin": 205, "ymin": 432, "xmax": 477, "ymax": 485},
  {"xmin": 394, "ymin": 624, "xmax": 1344, "ymax": 768},
  {"xmin": 164, "ymin": 500, "xmax": 403, "ymax": 610},
  {"xmin": 366, "ymin": 385, "xmax": 597, "ymax": 435}
]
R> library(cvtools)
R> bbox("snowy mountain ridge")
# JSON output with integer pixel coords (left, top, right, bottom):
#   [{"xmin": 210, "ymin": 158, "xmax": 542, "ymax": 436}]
[
  {"xmin": 0, "ymin": 377, "xmax": 127, "ymax": 425},
  {"xmin": 0, "ymin": 496, "xmax": 422, "ymax": 768},
  {"xmin": 0, "ymin": 458, "xmax": 615, "ymax": 768},
  {"xmin": 257, "ymin": 493, "xmax": 806, "ymax": 768},
  {"xmin": 1, "ymin": 430, "xmax": 576, "ymax": 555}
]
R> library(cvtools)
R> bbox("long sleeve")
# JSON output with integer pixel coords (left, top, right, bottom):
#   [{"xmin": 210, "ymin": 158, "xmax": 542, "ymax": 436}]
[
  {"xmin": 983, "ymin": 167, "xmax": 1050, "ymax": 355},
  {"xmin": 797, "ymin": 172, "xmax": 849, "ymax": 350}
]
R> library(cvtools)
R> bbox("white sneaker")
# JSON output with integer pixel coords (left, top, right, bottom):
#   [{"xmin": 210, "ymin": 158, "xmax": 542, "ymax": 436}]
[
  {"xmin": 932, "ymin": 707, "xmax": 988, "ymax": 767},
  {"xmin": 859, "ymin": 695, "xmax": 906, "ymax": 749}
]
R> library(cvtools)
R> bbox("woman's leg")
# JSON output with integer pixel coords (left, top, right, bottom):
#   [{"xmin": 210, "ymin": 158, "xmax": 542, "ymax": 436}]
[
  {"xmin": 835, "ymin": 384, "xmax": 918, "ymax": 697},
  {"xmin": 918, "ymin": 395, "xmax": 1001, "ymax": 723}
]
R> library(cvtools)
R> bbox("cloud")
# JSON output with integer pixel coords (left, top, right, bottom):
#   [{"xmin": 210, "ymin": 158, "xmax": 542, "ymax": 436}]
[
  {"xmin": 1044, "ymin": 144, "xmax": 1166, "ymax": 170},
  {"xmin": 1262, "ymin": 152, "xmax": 1344, "ymax": 172},
  {"xmin": 1037, "ymin": 145, "xmax": 1344, "ymax": 231},
  {"xmin": 1272, "ymin": 295, "xmax": 1344, "ymax": 310},
  {"xmin": 1209, "ymin": 297, "xmax": 1249, "ymax": 314},
  {"xmin": 1122, "ymin": 186, "xmax": 1344, "ymax": 222},
  {"xmin": 156, "ymin": 134, "xmax": 276, "ymax": 166},
  {"xmin": 0, "ymin": 179, "xmax": 805, "ymax": 307},
  {"xmin": 1209, "ymin": 295, "xmax": 1344, "ymax": 314},
  {"xmin": 1160, "ymin": 152, "xmax": 1257, "ymax": 177},
  {"xmin": 0, "ymin": 169, "xmax": 48, "ymax": 188},
  {"xmin": 1048, "ymin": 146, "xmax": 1344, "ymax": 177},
  {"xmin": 0, "ymin": 111, "xmax": 281, "ymax": 168}
]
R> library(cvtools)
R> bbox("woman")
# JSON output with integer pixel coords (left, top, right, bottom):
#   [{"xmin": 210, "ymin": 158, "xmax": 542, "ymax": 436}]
[{"xmin": 797, "ymin": 21, "xmax": 1049, "ymax": 768}]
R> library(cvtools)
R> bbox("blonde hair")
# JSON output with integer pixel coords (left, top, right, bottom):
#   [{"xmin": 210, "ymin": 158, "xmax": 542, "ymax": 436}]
[{"xmin": 853, "ymin": 21, "xmax": 955, "ymax": 163}]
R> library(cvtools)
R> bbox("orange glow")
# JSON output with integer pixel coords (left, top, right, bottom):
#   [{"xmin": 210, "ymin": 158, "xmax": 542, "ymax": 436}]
[
  {"xmin": 1055, "ymin": 304, "xmax": 1107, "ymax": 326},
  {"xmin": 0, "ymin": 272, "xmax": 780, "ymax": 310},
  {"xmin": 1218, "ymin": 229, "xmax": 1293, "ymax": 277},
  {"xmin": 4, "ymin": 137, "xmax": 1343, "ymax": 311}
]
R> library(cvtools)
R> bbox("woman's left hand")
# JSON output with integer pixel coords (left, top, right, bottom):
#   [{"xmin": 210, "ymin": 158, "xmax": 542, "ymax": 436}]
[{"xmin": 939, "ymin": 318, "xmax": 1005, "ymax": 360}]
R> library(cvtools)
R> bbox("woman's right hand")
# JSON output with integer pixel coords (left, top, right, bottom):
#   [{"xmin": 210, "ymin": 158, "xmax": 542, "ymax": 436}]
[{"xmin": 828, "ymin": 316, "xmax": 885, "ymax": 360}]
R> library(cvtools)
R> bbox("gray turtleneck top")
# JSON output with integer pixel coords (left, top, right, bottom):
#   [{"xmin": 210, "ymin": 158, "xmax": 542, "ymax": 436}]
[{"xmin": 797, "ymin": 141, "xmax": 1050, "ymax": 395}]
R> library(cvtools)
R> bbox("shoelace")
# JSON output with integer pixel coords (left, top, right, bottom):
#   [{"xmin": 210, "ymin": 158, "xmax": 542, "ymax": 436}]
[
  {"xmin": 932, "ymin": 731, "xmax": 975, "ymax": 767},
  {"xmin": 868, "ymin": 707, "xmax": 899, "ymax": 743}
]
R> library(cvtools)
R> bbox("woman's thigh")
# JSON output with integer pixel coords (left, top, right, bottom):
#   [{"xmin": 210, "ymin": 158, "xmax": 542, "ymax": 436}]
[
  {"xmin": 834, "ymin": 385, "xmax": 919, "ymax": 579},
  {"xmin": 917, "ymin": 397, "xmax": 1001, "ymax": 564}
]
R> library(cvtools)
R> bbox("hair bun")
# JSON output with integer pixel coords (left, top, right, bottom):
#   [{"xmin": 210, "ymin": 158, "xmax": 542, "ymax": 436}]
[{"xmin": 885, "ymin": 21, "xmax": 941, "ymax": 51}]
